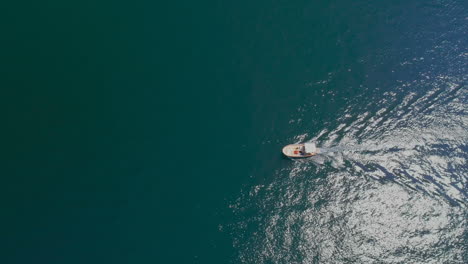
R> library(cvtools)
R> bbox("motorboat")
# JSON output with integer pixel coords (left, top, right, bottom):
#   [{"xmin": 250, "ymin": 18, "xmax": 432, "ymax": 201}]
[{"xmin": 282, "ymin": 142, "xmax": 319, "ymax": 158}]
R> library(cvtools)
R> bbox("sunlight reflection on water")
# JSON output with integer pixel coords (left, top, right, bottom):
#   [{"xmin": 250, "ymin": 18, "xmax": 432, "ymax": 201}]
[{"xmin": 231, "ymin": 1, "xmax": 467, "ymax": 263}]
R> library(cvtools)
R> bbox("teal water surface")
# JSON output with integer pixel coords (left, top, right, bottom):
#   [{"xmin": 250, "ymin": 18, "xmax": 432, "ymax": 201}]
[{"xmin": 2, "ymin": 0, "xmax": 467, "ymax": 263}]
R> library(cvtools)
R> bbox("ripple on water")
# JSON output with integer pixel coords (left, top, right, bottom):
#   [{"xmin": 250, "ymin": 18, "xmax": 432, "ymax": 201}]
[
  {"xmin": 231, "ymin": 1, "xmax": 467, "ymax": 263},
  {"xmin": 231, "ymin": 38, "xmax": 468, "ymax": 264}
]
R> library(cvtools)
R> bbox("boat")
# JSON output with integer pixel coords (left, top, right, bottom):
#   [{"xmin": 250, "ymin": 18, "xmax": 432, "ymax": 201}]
[{"xmin": 282, "ymin": 142, "xmax": 319, "ymax": 158}]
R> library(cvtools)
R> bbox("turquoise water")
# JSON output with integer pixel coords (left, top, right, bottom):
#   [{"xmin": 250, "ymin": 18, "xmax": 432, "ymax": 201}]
[{"xmin": 2, "ymin": 0, "xmax": 467, "ymax": 263}]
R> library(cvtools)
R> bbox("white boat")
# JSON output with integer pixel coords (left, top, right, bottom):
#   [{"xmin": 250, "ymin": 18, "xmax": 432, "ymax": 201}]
[{"xmin": 282, "ymin": 142, "xmax": 319, "ymax": 158}]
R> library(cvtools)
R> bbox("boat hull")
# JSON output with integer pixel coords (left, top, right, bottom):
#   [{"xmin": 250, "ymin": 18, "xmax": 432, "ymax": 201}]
[{"xmin": 282, "ymin": 144, "xmax": 317, "ymax": 158}]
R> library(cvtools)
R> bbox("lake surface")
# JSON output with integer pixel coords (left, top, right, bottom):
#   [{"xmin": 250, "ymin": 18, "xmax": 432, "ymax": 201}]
[{"xmin": 2, "ymin": 0, "xmax": 467, "ymax": 263}]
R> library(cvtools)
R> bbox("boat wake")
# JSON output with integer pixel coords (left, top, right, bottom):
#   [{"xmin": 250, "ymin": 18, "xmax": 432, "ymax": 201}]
[
  {"xmin": 316, "ymin": 145, "xmax": 348, "ymax": 154},
  {"xmin": 313, "ymin": 77, "xmax": 467, "ymax": 206}
]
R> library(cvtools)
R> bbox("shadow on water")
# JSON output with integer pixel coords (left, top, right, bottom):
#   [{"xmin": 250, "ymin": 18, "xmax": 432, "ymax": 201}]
[{"xmin": 351, "ymin": 160, "xmax": 463, "ymax": 207}]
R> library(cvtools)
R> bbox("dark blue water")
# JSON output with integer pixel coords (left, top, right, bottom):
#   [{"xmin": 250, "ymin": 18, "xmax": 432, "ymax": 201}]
[{"xmin": 1, "ymin": 0, "xmax": 467, "ymax": 263}]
